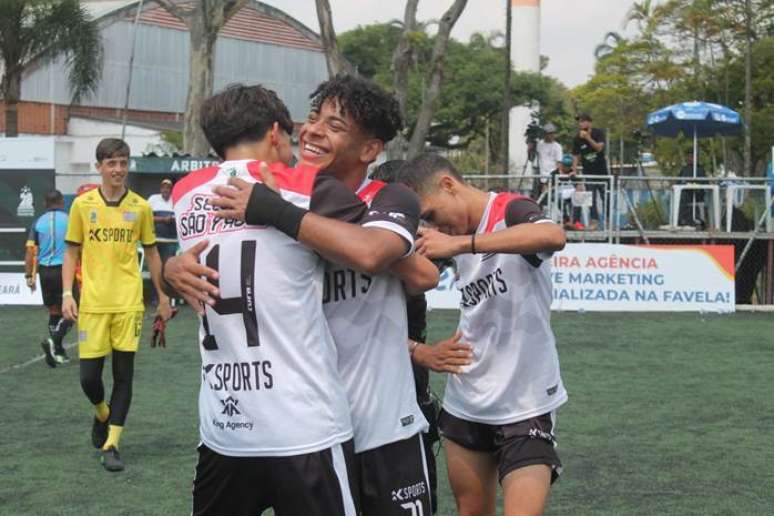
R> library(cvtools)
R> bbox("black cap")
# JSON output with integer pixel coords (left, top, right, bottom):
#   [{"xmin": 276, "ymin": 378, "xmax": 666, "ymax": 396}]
[{"xmin": 577, "ymin": 113, "xmax": 593, "ymax": 122}]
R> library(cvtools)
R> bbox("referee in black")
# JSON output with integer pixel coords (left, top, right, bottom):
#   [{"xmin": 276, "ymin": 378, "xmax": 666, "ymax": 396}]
[{"xmin": 24, "ymin": 190, "xmax": 75, "ymax": 367}]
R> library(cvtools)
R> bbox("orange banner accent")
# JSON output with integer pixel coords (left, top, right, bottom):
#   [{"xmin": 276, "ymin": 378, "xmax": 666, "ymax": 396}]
[
  {"xmin": 642, "ymin": 245, "xmax": 735, "ymax": 280},
  {"xmin": 512, "ymin": 0, "xmax": 539, "ymax": 6}
]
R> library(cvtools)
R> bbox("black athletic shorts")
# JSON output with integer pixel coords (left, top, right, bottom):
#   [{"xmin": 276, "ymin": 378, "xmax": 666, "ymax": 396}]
[
  {"xmin": 39, "ymin": 265, "xmax": 63, "ymax": 307},
  {"xmin": 356, "ymin": 433, "xmax": 432, "ymax": 516},
  {"xmin": 192, "ymin": 440, "xmax": 360, "ymax": 516},
  {"xmin": 439, "ymin": 409, "xmax": 562, "ymax": 484}
]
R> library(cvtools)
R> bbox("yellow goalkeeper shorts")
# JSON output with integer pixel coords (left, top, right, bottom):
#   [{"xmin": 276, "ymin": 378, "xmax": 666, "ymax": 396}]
[{"xmin": 77, "ymin": 311, "xmax": 143, "ymax": 358}]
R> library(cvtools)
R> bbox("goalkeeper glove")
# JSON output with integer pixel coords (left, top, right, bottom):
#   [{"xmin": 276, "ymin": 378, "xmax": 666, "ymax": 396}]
[{"xmin": 151, "ymin": 308, "xmax": 178, "ymax": 348}]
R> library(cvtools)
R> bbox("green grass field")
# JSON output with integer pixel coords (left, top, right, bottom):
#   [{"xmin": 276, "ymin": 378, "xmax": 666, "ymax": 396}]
[{"xmin": 0, "ymin": 307, "xmax": 772, "ymax": 515}]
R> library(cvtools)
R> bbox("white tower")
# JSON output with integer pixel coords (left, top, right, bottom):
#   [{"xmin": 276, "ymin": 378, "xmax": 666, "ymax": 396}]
[{"xmin": 508, "ymin": 0, "xmax": 541, "ymax": 174}]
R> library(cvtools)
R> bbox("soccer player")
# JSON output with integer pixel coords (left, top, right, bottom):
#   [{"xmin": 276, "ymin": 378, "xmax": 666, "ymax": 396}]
[
  {"xmin": 371, "ymin": 159, "xmax": 475, "ymax": 515},
  {"xmin": 165, "ymin": 83, "xmax": 436, "ymax": 516},
  {"xmin": 25, "ymin": 190, "xmax": 73, "ymax": 366},
  {"xmin": 203, "ymin": 75, "xmax": 442, "ymax": 515},
  {"xmin": 398, "ymin": 153, "xmax": 569, "ymax": 516},
  {"xmin": 62, "ymin": 138, "xmax": 172, "ymax": 472}
]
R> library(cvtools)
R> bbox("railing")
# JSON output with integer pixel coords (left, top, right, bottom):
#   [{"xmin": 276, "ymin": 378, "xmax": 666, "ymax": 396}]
[{"xmin": 463, "ymin": 173, "xmax": 774, "ymax": 243}]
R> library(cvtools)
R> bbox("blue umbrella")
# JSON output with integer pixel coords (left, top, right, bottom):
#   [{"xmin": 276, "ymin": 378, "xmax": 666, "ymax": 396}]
[{"xmin": 646, "ymin": 101, "xmax": 743, "ymax": 177}]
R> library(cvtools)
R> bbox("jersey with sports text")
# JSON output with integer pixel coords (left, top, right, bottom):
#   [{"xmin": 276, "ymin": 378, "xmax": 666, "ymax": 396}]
[
  {"xmin": 443, "ymin": 192, "xmax": 567, "ymax": 424},
  {"xmin": 323, "ymin": 178, "xmax": 429, "ymax": 453},
  {"xmin": 173, "ymin": 160, "xmax": 361, "ymax": 457},
  {"xmin": 65, "ymin": 188, "xmax": 155, "ymax": 313}
]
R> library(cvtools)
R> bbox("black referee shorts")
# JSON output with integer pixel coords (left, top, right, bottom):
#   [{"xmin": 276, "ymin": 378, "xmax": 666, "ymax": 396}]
[
  {"xmin": 38, "ymin": 265, "xmax": 63, "ymax": 307},
  {"xmin": 192, "ymin": 440, "xmax": 360, "ymax": 516}
]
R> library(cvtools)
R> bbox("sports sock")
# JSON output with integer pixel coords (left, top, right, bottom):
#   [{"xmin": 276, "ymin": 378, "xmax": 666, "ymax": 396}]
[
  {"xmin": 47, "ymin": 314, "xmax": 61, "ymax": 343},
  {"xmin": 108, "ymin": 351, "xmax": 135, "ymax": 426},
  {"xmin": 95, "ymin": 401, "xmax": 110, "ymax": 423},
  {"xmin": 102, "ymin": 425, "xmax": 123, "ymax": 450},
  {"xmin": 51, "ymin": 317, "xmax": 73, "ymax": 349}
]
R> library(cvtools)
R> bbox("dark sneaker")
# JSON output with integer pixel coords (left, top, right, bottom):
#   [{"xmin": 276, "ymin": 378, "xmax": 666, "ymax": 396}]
[
  {"xmin": 100, "ymin": 446, "xmax": 124, "ymax": 472},
  {"xmin": 54, "ymin": 346, "xmax": 70, "ymax": 364},
  {"xmin": 40, "ymin": 339, "xmax": 57, "ymax": 368},
  {"xmin": 92, "ymin": 414, "xmax": 109, "ymax": 449}
]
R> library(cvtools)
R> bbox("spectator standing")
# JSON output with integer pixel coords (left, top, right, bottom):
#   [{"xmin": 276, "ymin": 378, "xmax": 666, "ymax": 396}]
[
  {"xmin": 147, "ymin": 179, "xmax": 177, "ymax": 265},
  {"xmin": 572, "ymin": 114, "xmax": 607, "ymax": 229},
  {"xmin": 535, "ymin": 123, "xmax": 563, "ymax": 201},
  {"xmin": 25, "ymin": 190, "xmax": 74, "ymax": 367}
]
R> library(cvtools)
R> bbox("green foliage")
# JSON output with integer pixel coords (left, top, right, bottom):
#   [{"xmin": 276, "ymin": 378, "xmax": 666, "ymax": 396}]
[
  {"xmin": 161, "ymin": 130, "xmax": 183, "ymax": 151},
  {"xmin": 633, "ymin": 196, "xmax": 667, "ymax": 229},
  {"xmin": 574, "ymin": 0, "xmax": 774, "ymax": 175},
  {"xmin": 0, "ymin": 0, "xmax": 102, "ymax": 103},
  {"xmin": 339, "ymin": 26, "xmax": 574, "ymax": 170}
]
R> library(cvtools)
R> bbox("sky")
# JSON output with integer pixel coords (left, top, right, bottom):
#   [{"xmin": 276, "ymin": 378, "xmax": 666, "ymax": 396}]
[{"xmin": 262, "ymin": 0, "xmax": 639, "ymax": 88}]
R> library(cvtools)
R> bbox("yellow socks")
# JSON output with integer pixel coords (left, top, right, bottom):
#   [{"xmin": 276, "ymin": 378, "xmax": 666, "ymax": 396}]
[
  {"xmin": 95, "ymin": 402, "xmax": 110, "ymax": 423},
  {"xmin": 102, "ymin": 425, "xmax": 123, "ymax": 450}
]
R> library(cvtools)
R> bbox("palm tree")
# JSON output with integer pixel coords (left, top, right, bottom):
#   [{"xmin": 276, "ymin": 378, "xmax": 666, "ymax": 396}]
[
  {"xmin": 0, "ymin": 0, "xmax": 102, "ymax": 137},
  {"xmin": 624, "ymin": 0, "xmax": 657, "ymax": 31},
  {"xmin": 594, "ymin": 32, "xmax": 625, "ymax": 61}
]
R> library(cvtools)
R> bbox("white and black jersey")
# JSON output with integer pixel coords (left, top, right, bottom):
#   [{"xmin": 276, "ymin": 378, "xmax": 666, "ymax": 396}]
[
  {"xmin": 443, "ymin": 192, "xmax": 568, "ymax": 425},
  {"xmin": 173, "ymin": 160, "xmax": 362, "ymax": 458},
  {"xmin": 323, "ymin": 179, "xmax": 429, "ymax": 453}
]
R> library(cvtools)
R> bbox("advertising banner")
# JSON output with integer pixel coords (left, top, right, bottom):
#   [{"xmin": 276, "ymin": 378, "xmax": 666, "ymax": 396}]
[
  {"xmin": 0, "ymin": 273, "xmax": 43, "ymax": 305},
  {"xmin": 426, "ymin": 244, "xmax": 736, "ymax": 313}
]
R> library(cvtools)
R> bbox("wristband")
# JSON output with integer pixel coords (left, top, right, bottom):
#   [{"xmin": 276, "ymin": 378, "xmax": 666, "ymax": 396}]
[
  {"xmin": 408, "ymin": 340, "xmax": 420, "ymax": 356},
  {"xmin": 63, "ymin": 290, "xmax": 73, "ymax": 298},
  {"xmin": 245, "ymin": 183, "xmax": 308, "ymax": 240}
]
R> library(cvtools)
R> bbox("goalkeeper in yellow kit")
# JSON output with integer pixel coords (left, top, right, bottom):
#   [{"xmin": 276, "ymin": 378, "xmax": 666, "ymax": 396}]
[{"xmin": 62, "ymin": 138, "xmax": 172, "ymax": 472}]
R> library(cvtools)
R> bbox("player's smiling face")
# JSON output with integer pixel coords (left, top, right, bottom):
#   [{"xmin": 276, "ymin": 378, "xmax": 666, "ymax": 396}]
[
  {"xmin": 96, "ymin": 154, "xmax": 129, "ymax": 189},
  {"xmin": 299, "ymin": 98, "xmax": 381, "ymax": 177}
]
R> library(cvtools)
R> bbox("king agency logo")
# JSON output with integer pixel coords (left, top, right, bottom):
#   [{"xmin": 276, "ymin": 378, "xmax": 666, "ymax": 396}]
[{"xmin": 220, "ymin": 395, "xmax": 241, "ymax": 416}]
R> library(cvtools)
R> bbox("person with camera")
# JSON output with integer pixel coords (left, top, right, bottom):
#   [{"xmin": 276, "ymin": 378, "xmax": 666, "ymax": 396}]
[{"xmin": 572, "ymin": 114, "xmax": 607, "ymax": 229}]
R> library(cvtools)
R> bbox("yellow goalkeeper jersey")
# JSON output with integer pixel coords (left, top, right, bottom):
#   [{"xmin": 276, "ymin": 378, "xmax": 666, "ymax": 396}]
[{"xmin": 65, "ymin": 188, "xmax": 156, "ymax": 313}]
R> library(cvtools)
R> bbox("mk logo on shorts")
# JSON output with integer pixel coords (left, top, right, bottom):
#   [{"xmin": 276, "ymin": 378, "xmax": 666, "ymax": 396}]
[
  {"xmin": 220, "ymin": 396, "xmax": 241, "ymax": 417},
  {"xmin": 391, "ymin": 481, "xmax": 426, "ymax": 502},
  {"xmin": 528, "ymin": 427, "xmax": 554, "ymax": 442}
]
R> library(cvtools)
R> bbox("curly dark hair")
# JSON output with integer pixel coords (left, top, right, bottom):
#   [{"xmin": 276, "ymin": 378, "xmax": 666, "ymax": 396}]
[
  {"xmin": 309, "ymin": 74, "xmax": 402, "ymax": 144},
  {"xmin": 201, "ymin": 83, "xmax": 294, "ymax": 159}
]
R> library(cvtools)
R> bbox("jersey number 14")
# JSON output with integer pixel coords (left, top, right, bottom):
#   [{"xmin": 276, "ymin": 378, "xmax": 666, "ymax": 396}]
[{"xmin": 201, "ymin": 241, "xmax": 259, "ymax": 350}]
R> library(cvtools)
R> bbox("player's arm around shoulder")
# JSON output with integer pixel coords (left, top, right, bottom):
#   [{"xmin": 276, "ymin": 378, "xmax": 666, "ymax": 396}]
[{"xmin": 299, "ymin": 177, "xmax": 419, "ymax": 275}]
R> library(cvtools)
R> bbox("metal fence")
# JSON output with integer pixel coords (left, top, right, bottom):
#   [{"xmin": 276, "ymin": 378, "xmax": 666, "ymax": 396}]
[{"xmin": 463, "ymin": 173, "xmax": 774, "ymax": 243}]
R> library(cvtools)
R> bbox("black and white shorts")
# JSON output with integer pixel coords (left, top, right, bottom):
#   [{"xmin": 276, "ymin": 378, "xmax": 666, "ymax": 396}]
[
  {"xmin": 38, "ymin": 265, "xmax": 63, "ymax": 307},
  {"xmin": 192, "ymin": 440, "xmax": 360, "ymax": 516},
  {"xmin": 356, "ymin": 433, "xmax": 432, "ymax": 516},
  {"xmin": 439, "ymin": 409, "xmax": 563, "ymax": 484}
]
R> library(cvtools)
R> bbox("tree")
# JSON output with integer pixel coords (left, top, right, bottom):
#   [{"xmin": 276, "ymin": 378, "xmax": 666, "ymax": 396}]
[
  {"xmin": 339, "ymin": 27, "xmax": 573, "ymax": 171},
  {"xmin": 0, "ymin": 0, "xmax": 102, "ymax": 137},
  {"xmin": 405, "ymin": 0, "xmax": 468, "ymax": 158},
  {"xmin": 314, "ymin": 0, "xmax": 354, "ymax": 76},
  {"xmin": 155, "ymin": 0, "xmax": 248, "ymax": 156},
  {"xmin": 319, "ymin": 0, "xmax": 468, "ymax": 159},
  {"xmin": 594, "ymin": 32, "xmax": 625, "ymax": 60}
]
